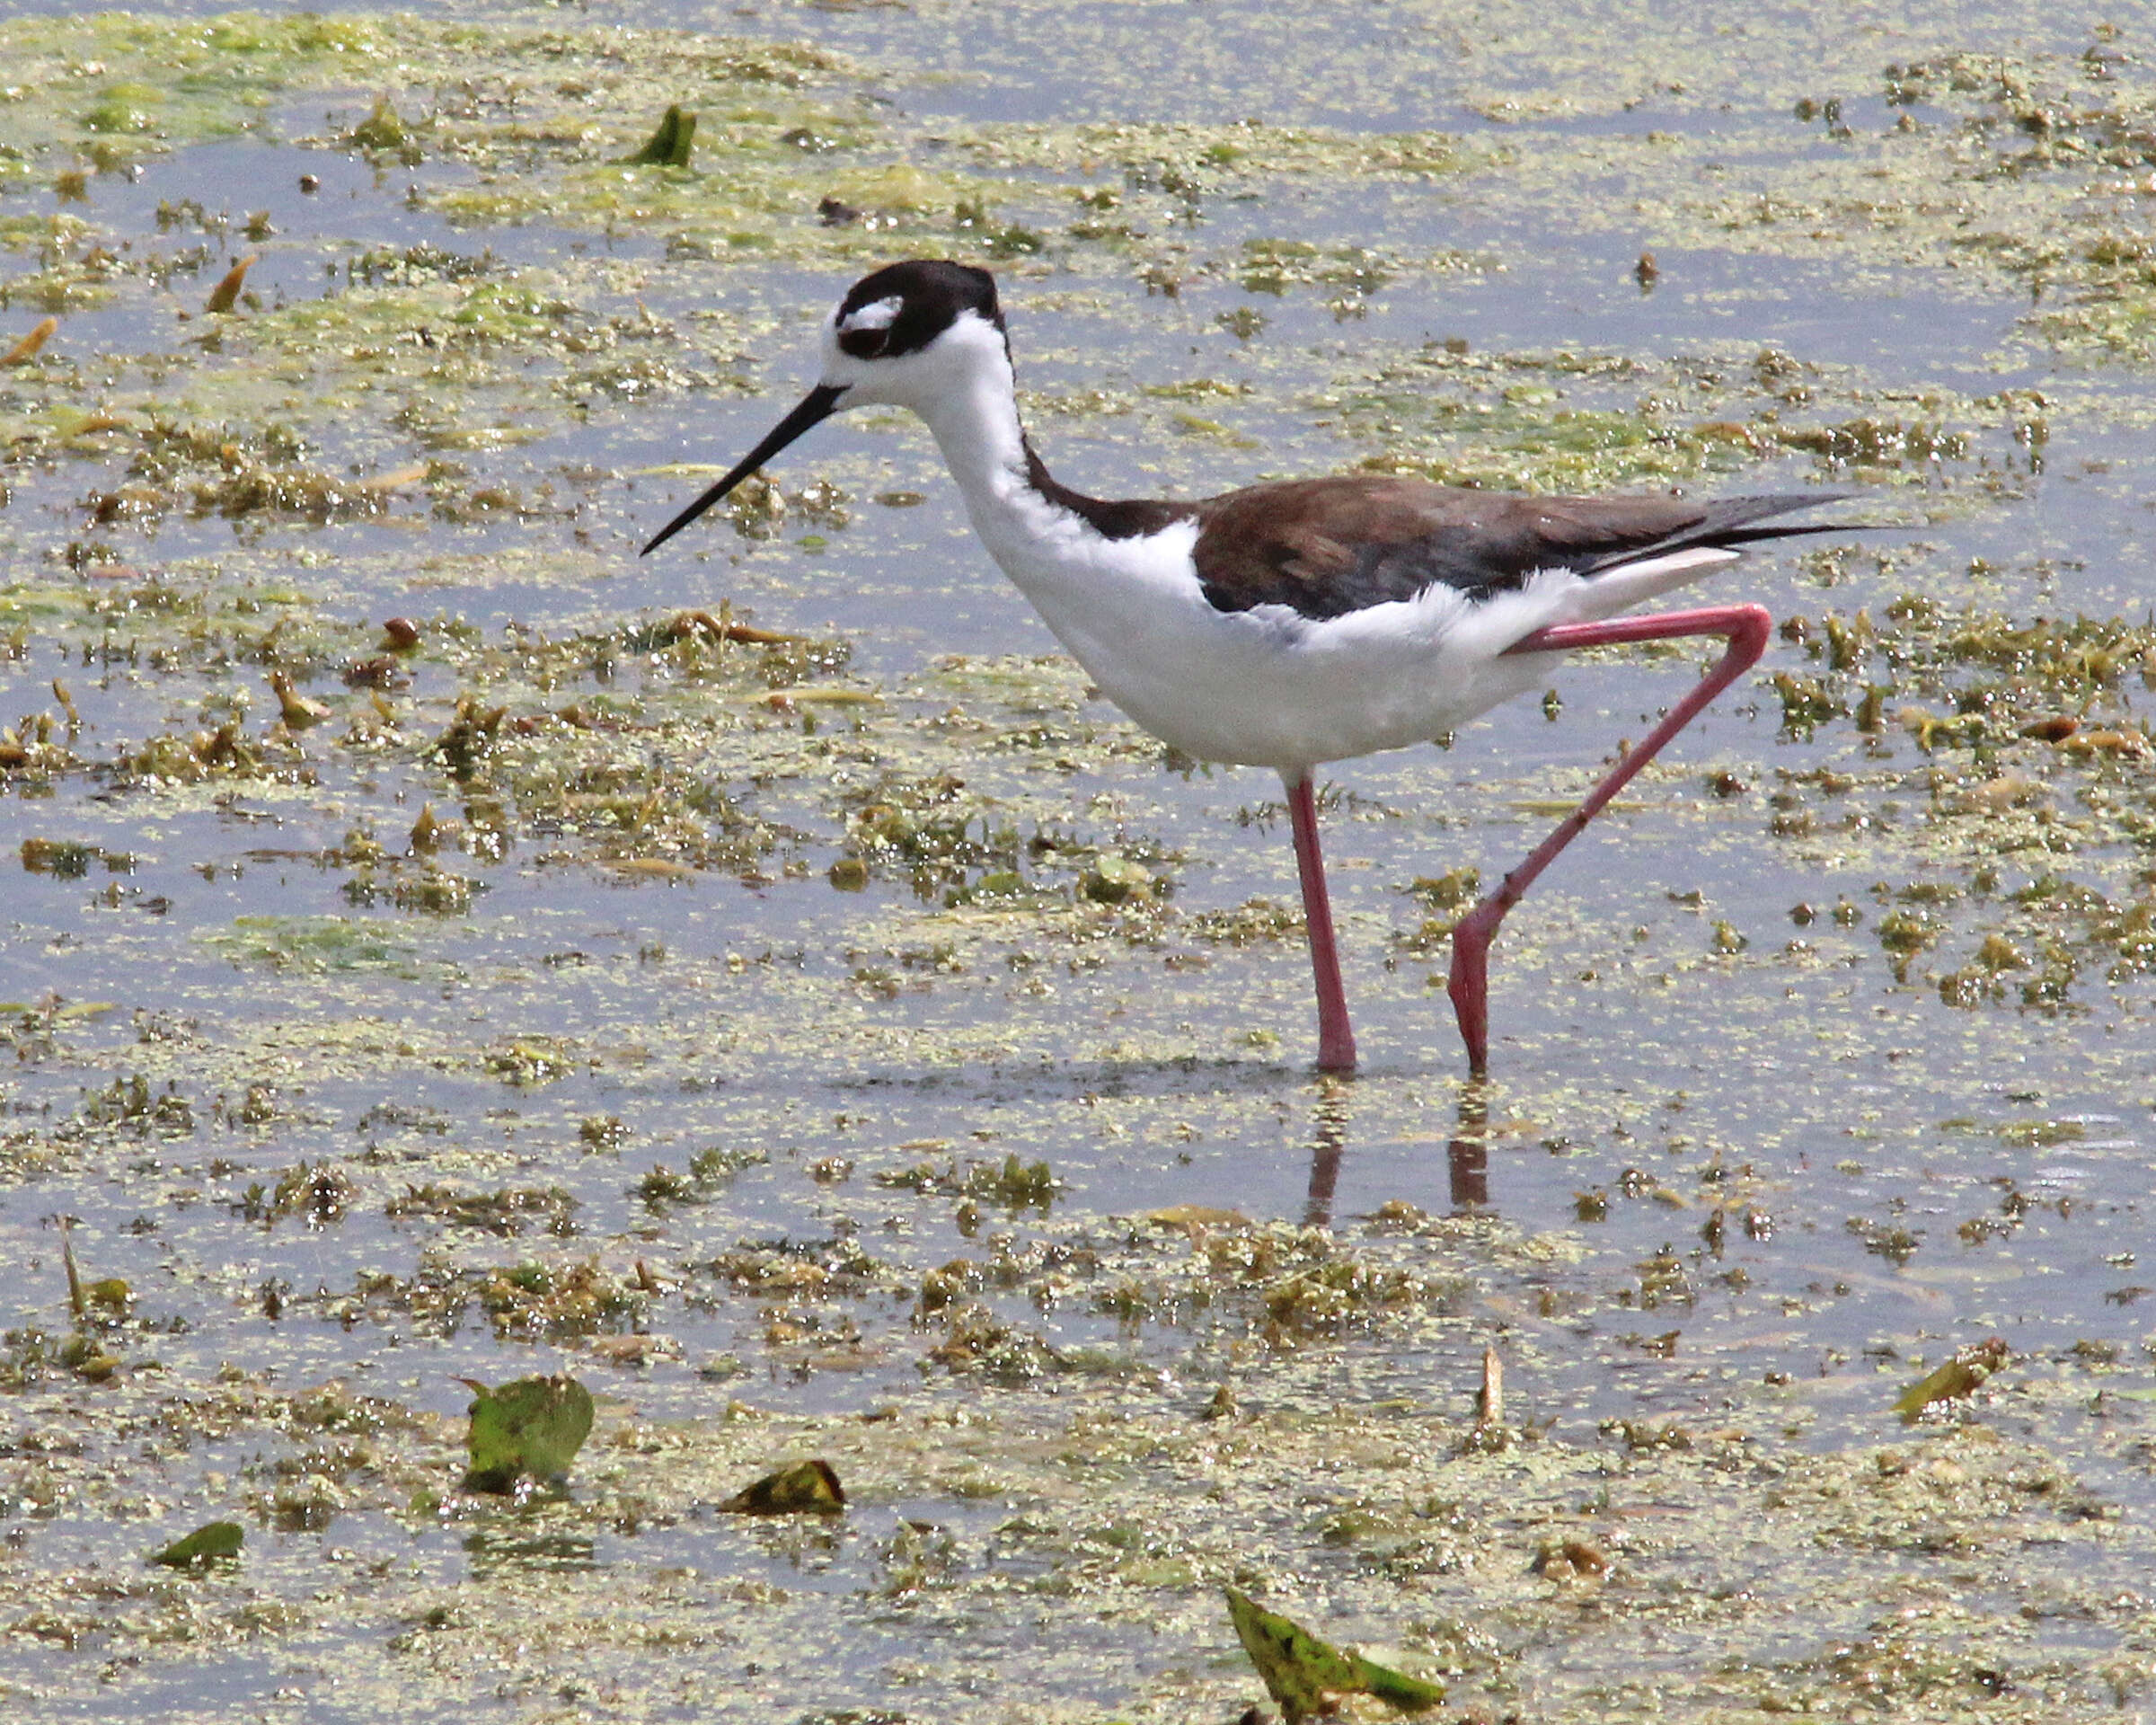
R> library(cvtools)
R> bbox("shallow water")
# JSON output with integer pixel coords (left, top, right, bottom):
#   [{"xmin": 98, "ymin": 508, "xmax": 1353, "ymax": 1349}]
[{"xmin": 3, "ymin": 5, "xmax": 2156, "ymax": 1721}]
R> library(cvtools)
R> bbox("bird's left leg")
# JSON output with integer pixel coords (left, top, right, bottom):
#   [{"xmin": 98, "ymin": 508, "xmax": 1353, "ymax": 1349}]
[
  {"xmin": 1446, "ymin": 603, "xmax": 1772, "ymax": 1075},
  {"xmin": 1285, "ymin": 771, "xmax": 1358, "ymax": 1074}
]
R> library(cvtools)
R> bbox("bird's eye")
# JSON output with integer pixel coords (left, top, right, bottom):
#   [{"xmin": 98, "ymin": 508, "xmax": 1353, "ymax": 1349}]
[{"xmin": 835, "ymin": 293, "xmax": 904, "ymax": 358}]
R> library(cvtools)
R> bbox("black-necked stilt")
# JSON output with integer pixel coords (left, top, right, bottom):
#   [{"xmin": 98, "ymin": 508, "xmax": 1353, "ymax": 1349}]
[{"xmin": 646, "ymin": 260, "xmax": 1856, "ymax": 1075}]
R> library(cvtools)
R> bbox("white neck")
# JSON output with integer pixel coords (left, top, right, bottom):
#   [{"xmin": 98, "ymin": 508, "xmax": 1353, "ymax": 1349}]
[
  {"xmin": 840, "ymin": 311, "xmax": 1167, "ymax": 604},
  {"xmin": 911, "ymin": 353, "xmax": 1052, "ymax": 567}
]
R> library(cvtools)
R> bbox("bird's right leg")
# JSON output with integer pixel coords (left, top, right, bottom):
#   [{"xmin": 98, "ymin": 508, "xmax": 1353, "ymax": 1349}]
[{"xmin": 1446, "ymin": 604, "xmax": 1772, "ymax": 1075}]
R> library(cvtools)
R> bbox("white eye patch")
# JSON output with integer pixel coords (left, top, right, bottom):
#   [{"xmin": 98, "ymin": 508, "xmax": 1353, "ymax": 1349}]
[{"xmin": 835, "ymin": 296, "xmax": 902, "ymax": 333}]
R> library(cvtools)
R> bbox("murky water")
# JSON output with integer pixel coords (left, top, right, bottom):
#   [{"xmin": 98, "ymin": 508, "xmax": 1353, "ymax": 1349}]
[{"xmin": 4, "ymin": 5, "xmax": 2156, "ymax": 1721}]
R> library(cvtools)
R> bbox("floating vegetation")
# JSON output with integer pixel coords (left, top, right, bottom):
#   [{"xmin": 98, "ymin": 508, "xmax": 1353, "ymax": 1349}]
[
  {"xmin": 201, "ymin": 252, "xmax": 256, "ymax": 314},
  {"xmin": 483, "ymin": 1038, "xmax": 579, "ymax": 1086},
  {"xmin": 475, "ymin": 1260, "xmax": 643, "ymax": 1339},
  {"xmin": 1224, "ymin": 1586, "xmax": 1444, "ymax": 1722},
  {"xmin": 460, "ymin": 1373, "xmax": 595, "ymax": 1493},
  {"xmin": 1189, "ymin": 896, "xmax": 1303, "ymax": 945},
  {"xmin": 718, "ymin": 1458, "xmax": 845, "ymax": 1516},
  {"xmin": 1754, "ymin": 598, "xmax": 2156, "ymax": 1008},
  {"xmin": 873, "ymin": 1152, "xmax": 1060, "ymax": 1211},
  {"xmin": 1893, "ymin": 1336, "xmax": 2011, "ymax": 1423},
  {"xmin": 78, "ymin": 1072, "xmax": 194, "ymax": 1137},
  {"xmin": 626, "ymin": 104, "xmax": 698, "ymax": 170},
  {"xmin": 149, "ymin": 1520, "xmax": 243, "ymax": 1570},
  {"xmin": 199, "ymin": 914, "xmax": 420, "ymax": 978},
  {"xmin": 20, "ymin": 837, "xmax": 131, "ymax": 877},
  {"xmin": 344, "ymin": 95, "xmax": 414, "ymax": 160},
  {"xmin": 1335, "ymin": 341, "xmax": 2021, "ymax": 493},
  {"xmin": 238, "ymin": 1160, "xmax": 357, "ymax": 1227},
  {"xmin": 2, "ymin": 317, "xmax": 57, "ymax": 365},
  {"xmin": 385, "ymin": 1182, "xmax": 578, "ymax": 1237}
]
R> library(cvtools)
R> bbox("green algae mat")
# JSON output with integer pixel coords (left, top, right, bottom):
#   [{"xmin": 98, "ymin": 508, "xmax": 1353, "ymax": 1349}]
[{"xmin": 4, "ymin": 4, "xmax": 2156, "ymax": 1720}]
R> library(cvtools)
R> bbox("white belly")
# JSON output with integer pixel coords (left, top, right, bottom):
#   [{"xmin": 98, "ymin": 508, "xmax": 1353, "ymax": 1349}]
[{"xmin": 985, "ymin": 518, "xmax": 1735, "ymax": 774}]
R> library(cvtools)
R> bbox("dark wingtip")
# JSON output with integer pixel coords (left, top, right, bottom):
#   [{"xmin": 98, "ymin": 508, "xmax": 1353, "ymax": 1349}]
[{"xmin": 1582, "ymin": 491, "xmax": 1885, "ymax": 576}]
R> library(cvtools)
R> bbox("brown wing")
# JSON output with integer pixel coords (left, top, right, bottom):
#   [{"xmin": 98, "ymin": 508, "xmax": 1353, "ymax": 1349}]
[{"xmin": 1190, "ymin": 477, "xmax": 1848, "ymax": 620}]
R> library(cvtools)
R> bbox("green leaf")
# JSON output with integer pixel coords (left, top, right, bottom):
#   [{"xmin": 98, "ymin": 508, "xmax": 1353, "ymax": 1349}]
[
  {"xmin": 346, "ymin": 95, "xmax": 410, "ymax": 154},
  {"xmin": 461, "ymin": 1373, "xmax": 595, "ymax": 1492},
  {"xmin": 626, "ymin": 104, "xmax": 696, "ymax": 168},
  {"xmin": 152, "ymin": 1519, "xmax": 243, "ymax": 1569},
  {"xmin": 1224, "ymin": 1587, "xmax": 1444, "ymax": 1724},
  {"xmin": 1892, "ymin": 1336, "xmax": 2009, "ymax": 1423},
  {"xmin": 718, "ymin": 1458, "xmax": 846, "ymax": 1516},
  {"xmin": 1359, "ymin": 1658, "xmax": 1450, "ymax": 1711}
]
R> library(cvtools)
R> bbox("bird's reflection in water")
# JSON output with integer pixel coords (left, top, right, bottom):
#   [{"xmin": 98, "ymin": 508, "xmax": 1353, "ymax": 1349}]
[
  {"xmin": 1448, "ymin": 1083, "xmax": 1491, "ymax": 1210},
  {"xmin": 1297, "ymin": 1082, "xmax": 1495, "ymax": 1228},
  {"xmin": 1301, "ymin": 1088, "xmax": 1349, "ymax": 1226}
]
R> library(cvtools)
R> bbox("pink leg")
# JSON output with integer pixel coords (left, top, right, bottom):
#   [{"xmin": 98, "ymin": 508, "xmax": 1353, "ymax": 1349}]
[
  {"xmin": 1286, "ymin": 773, "xmax": 1358, "ymax": 1073},
  {"xmin": 1448, "ymin": 603, "xmax": 1772, "ymax": 1075}
]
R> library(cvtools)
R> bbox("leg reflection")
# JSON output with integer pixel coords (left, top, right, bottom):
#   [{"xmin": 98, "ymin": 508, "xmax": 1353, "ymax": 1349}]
[
  {"xmin": 1449, "ymin": 1083, "xmax": 1490, "ymax": 1210},
  {"xmin": 1302, "ymin": 1089, "xmax": 1349, "ymax": 1228},
  {"xmin": 1299, "ymin": 1081, "xmax": 1497, "ymax": 1227}
]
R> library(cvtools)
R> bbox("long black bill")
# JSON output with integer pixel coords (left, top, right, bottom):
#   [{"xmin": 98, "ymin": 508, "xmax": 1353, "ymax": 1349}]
[{"xmin": 641, "ymin": 382, "xmax": 850, "ymax": 556}]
